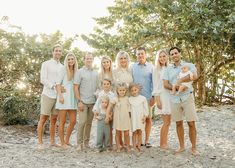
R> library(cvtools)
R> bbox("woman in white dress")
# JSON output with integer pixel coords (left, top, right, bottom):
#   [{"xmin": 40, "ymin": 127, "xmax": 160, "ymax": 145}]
[{"xmin": 152, "ymin": 49, "xmax": 171, "ymax": 149}]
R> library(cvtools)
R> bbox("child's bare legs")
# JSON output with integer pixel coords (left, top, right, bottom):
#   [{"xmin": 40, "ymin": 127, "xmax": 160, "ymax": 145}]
[
  {"xmin": 119, "ymin": 133, "xmax": 124, "ymax": 148},
  {"xmin": 115, "ymin": 130, "xmax": 121, "ymax": 152},
  {"xmin": 124, "ymin": 130, "xmax": 131, "ymax": 152},
  {"xmin": 65, "ymin": 110, "xmax": 77, "ymax": 146},
  {"xmin": 160, "ymin": 115, "xmax": 171, "ymax": 149},
  {"xmin": 137, "ymin": 130, "xmax": 142, "ymax": 151},
  {"xmin": 132, "ymin": 131, "xmax": 137, "ymax": 150},
  {"xmin": 58, "ymin": 110, "xmax": 68, "ymax": 149}
]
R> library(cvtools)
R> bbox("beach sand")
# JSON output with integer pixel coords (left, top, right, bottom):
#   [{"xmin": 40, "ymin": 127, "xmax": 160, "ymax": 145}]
[{"xmin": 0, "ymin": 105, "xmax": 234, "ymax": 168}]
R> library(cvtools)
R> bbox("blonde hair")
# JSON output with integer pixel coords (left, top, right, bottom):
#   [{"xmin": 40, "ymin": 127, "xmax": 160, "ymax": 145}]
[
  {"xmin": 115, "ymin": 51, "xmax": 131, "ymax": 70},
  {"xmin": 115, "ymin": 82, "xmax": 128, "ymax": 97},
  {"xmin": 100, "ymin": 95, "xmax": 110, "ymax": 103},
  {"xmin": 129, "ymin": 83, "xmax": 141, "ymax": 92},
  {"xmin": 64, "ymin": 52, "xmax": 78, "ymax": 81},
  {"xmin": 100, "ymin": 56, "xmax": 113, "ymax": 81},
  {"xmin": 154, "ymin": 49, "xmax": 169, "ymax": 71}
]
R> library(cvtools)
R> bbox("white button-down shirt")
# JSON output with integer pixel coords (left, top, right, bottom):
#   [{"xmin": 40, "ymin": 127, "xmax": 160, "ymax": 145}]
[{"xmin": 40, "ymin": 59, "xmax": 63, "ymax": 99}]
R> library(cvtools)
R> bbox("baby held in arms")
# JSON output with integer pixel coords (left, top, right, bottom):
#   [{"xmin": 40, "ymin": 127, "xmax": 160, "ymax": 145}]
[{"xmin": 171, "ymin": 63, "xmax": 193, "ymax": 95}]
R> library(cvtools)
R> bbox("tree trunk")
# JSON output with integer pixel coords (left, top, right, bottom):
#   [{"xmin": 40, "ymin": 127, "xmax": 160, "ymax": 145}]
[{"xmin": 193, "ymin": 47, "xmax": 205, "ymax": 106}]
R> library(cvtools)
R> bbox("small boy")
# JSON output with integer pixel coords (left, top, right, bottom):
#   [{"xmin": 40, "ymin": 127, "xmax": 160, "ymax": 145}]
[{"xmin": 93, "ymin": 95, "xmax": 110, "ymax": 152}]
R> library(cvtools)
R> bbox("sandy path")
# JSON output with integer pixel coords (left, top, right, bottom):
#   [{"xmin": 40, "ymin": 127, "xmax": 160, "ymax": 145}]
[{"xmin": 0, "ymin": 105, "xmax": 234, "ymax": 168}]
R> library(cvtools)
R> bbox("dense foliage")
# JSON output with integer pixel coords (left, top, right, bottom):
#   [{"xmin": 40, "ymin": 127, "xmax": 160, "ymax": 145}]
[
  {"xmin": 82, "ymin": 0, "xmax": 235, "ymax": 105},
  {"xmin": 0, "ymin": 19, "xmax": 84, "ymax": 124}
]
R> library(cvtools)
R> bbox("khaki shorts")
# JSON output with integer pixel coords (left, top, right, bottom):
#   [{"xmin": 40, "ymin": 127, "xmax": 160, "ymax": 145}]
[
  {"xmin": 40, "ymin": 94, "xmax": 58, "ymax": 116},
  {"xmin": 170, "ymin": 94, "xmax": 198, "ymax": 122}
]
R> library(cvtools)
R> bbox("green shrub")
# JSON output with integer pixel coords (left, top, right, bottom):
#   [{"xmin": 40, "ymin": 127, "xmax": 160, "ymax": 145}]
[{"xmin": 2, "ymin": 92, "xmax": 40, "ymax": 125}]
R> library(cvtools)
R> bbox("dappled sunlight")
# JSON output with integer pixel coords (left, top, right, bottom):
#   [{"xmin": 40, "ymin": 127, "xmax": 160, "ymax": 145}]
[{"xmin": 16, "ymin": 81, "xmax": 26, "ymax": 90}]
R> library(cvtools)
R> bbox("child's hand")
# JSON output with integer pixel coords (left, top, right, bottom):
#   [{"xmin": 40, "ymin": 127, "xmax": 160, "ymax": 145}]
[
  {"xmin": 105, "ymin": 117, "xmax": 109, "ymax": 124},
  {"xmin": 94, "ymin": 112, "xmax": 98, "ymax": 117}
]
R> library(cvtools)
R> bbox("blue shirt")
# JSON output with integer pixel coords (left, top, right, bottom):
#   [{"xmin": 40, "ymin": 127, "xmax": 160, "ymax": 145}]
[
  {"xmin": 74, "ymin": 67, "xmax": 99, "ymax": 104},
  {"xmin": 132, "ymin": 62, "xmax": 154, "ymax": 101},
  {"xmin": 163, "ymin": 61, "xmax": 197, "ymax": 103}
]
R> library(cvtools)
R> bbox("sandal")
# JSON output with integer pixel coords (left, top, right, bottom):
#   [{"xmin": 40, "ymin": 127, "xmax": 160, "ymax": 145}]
[{"xmin": 145, "ymin": 143, "xmax": 152, "ymax": 148}]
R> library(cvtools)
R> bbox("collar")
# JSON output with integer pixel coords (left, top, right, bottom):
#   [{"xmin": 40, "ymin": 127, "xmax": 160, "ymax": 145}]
[
  {"xmin": 83, "ymin": 66, "xmax": 93, "ymax": 70},
  {"xmin": 51, "ymin": 58, "xmax": 60, "ymax": 64},
  {"xmin": 173, "ymin": 61, "xmax": 185, "ymax": 68},
  {"xmin": 137, "ymin": 61, "xmax": 148, "ymax": 66}
]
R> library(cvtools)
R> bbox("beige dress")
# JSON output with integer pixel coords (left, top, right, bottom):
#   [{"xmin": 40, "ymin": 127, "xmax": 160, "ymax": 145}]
[
  {"xmin": 113, "ymin": 68, "xmax": 133, "ymax": 87},
  {"xmin": 111, "ymin": 96, "xmax": 131, "ymax": 131}
]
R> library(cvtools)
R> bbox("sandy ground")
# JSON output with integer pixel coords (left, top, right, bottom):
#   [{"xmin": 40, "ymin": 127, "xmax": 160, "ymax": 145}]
[{"xmin": 0, "ymin": 105, "xmax": 234, "ymax": 168}]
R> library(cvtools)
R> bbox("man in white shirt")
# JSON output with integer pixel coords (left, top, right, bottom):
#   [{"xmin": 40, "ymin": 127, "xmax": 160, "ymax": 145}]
[{"xmin": 37, "ymin": 44, "xmax": 63, "ymax": 149}]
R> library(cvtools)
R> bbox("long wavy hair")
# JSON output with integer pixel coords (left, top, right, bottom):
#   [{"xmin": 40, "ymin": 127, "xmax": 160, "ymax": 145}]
[
  {"xmin": 64, "ymin": 52, "xmax": 78, "ymax": 81},
  {"xmin": 99, "ymin": 56, "xmax": 113, "ymax": 81},
  {"xmin": 154, "ymin": 49, "xmax": 169, "ymax": 71}
]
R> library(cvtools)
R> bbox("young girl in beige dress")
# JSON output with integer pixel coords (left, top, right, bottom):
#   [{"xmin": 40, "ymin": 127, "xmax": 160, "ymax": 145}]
[{"xmin": 107, "ymin": 82, "xmax": 131, "ymax": 152}]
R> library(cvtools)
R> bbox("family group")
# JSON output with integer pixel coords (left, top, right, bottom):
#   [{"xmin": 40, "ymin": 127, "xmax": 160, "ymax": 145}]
[{"xmin": 37, "ymin": 44, "xmax": 199, "ymax": 156}]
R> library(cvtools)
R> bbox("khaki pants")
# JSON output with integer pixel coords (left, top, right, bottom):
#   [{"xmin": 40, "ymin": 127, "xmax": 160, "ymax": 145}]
[{"xmin": 77, "ymin": 104, "xmax": 94, "ymax": 145}]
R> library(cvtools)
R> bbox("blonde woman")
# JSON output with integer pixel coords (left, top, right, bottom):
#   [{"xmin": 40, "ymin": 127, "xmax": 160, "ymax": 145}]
[
  {"xmin": 99, "ymin": 56, "xmax": 113, "ymax": 82},
  {"xmin": 113, "ymin": 51, "xmax": 133, "ymax": 87},
  {"xmin": 113, "ymin": 51, "xmax": 133, "ymax": 148},
  {"xmin": 152, "ymin": 49, "xmax": 171, "ymax": 149},
  {"xmin": 56, "ymin": 52, "xmax": 78, "ymax": 149}
]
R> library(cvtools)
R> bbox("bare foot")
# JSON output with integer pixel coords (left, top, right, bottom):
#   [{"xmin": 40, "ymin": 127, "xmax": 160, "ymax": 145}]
[
  {"xmin": 76, "ymin": 145, "xmax": 83, "ymax": 151},
  {"xmin": 136, "ymin": 146, "xmax": 142, "ymax": 152},
  {"xmin": 37, "ymin": 144, "xmax": 45, "ymax": 150},
  {"xmin": 50, "ymin": 143, "xmax": 60, "ymax": 147},
  {"xmin": 126, "ymin": 147, "xmax": 131, "ymax": 153},
  {"xmin": 61, "ymin": 144, "xmax": 69, "ymax": 150},
  {"xmin": 160, "ymin": 145, "xmax": 169, "ymax": 150},
  {"xmin": 192, "ymin": 148, "xmax": 200, "ymax": 156},
  {"xmin": 175, "ymin": 148, "xmax": 185, "ymax": 154},
  {"xmin": 116, "ymin": 148, "xmax": 121, "ymax": 153}
]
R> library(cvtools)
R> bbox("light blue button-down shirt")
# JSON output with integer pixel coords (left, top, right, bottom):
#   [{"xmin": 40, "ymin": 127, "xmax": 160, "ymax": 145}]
[
  {"xmin": 163, "ymin": 61, "xmax": 197, "ymax": 103},
  {"xmin": 74, "ymin": 67, "xmax": 98, "ymax": 104},
  {"xmin": 132, "ymin": 62, "xmax": 154, "ymax": 101}
]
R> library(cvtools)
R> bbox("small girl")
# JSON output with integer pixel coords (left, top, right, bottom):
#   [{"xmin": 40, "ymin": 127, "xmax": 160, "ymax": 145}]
[
  {"xmin": 107, "ymin": 82, "xmax": 131, "ymax": 152},
  {"xmin": 93, "ymin": 78, "xmax": 115, "ymax": 147},
  {"xmin": 129, "ymin": 83, "xmax": 149, "ymax": 152},
  {"xmin": 172, "ymin": 63, "xmax": 193, "ymax": 95},
  {"xmin": 93, "ymin": 96, "xmax": 111, "ymax": 152}
]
